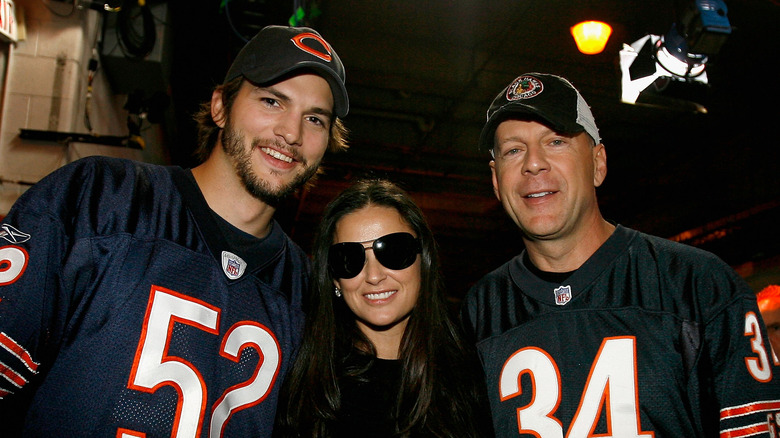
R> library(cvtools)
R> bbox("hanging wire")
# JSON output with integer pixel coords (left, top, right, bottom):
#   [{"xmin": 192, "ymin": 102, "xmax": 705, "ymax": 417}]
[
  {"xmin": 116, "ymin": 0, "xmax": 156, "ymax": 59},
  {"xmin": 223, "ymin": 0, "xmax": 306, "ymax": 42},
  {"xmin": 84, "ymin": 13, "xmax": 104, "ymax": 134},
  {"xmin": 84, "ymin": 49, "xmax": 98, "ymax": 133},
  {"xmin": 223, "ymin": 0, "xmax": 250, "ymax": 43}
]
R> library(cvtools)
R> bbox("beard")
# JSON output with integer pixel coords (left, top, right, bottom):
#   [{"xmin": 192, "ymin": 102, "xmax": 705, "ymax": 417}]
[{"xmin": 221, "ymin": 118, "xmax": 321, "ymax": 207}]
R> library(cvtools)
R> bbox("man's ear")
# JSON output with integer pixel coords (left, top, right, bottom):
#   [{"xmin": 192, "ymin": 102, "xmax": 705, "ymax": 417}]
[
  {"xmin": 490, "ymin": 160, "xmax": 501, "ymax": 202},
  {"xmin": 211, "ymin": 88, "xmax": 227, "ymax": 129},
  {"xmin": 593, "ymin": 143, "xmax": 607, "ymax": 187}
]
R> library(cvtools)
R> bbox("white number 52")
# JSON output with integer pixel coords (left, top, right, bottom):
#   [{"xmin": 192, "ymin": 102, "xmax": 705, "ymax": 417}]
[{"xmin": 123, "ymin": 286, "xmax": 280, "ymax": 438}]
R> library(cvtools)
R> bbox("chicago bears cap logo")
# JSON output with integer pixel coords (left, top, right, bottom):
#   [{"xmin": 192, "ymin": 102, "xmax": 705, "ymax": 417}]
[
  {"xmin": 554, "ymin": 284, "xmax": 572, "ymax": 305},
  {"xmin": 221, "ymin": 251, "xmax": 247, "ymax": 280},
  {"xmin": 506, "ymin": 75, "xmax": 544, "ymax": 101},
  {"xmin": 291, "ymin": 32, "xmax": 333, "ymax": 62}
]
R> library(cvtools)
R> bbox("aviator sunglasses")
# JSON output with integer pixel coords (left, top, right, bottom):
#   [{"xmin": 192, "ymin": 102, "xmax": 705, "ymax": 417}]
[{"xmin": 328, "ymin": 232, "xmax": 422, "ymax": 279}]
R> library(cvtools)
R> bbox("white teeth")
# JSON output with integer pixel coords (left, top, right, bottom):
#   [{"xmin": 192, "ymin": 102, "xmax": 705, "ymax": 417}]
[
  {"xmin": 262, "ymin": 147, "xmax": 293, "ymax": 163},
  {"xmin": 366, "ymin": 291, "xmax": 396, "ymax": 300},
  {"xmin": 527, "ymin": 191, "xmax": 553, "ymax": 198}
]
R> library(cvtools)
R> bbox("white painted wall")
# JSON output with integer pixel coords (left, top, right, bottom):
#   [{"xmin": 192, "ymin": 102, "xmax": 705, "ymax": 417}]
[{"xmin": 0, "ymin": 0, "xmax": 168, "ymax": 216}]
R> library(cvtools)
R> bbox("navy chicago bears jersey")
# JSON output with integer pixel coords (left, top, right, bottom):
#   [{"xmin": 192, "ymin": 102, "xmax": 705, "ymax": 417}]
[
  {"xmin": 462, "ymin": 225, "xmax": 780, "ymax": 437},
  {"xmin": 0, "ymin": 157, "xmax": 308, "ymax": 437}
]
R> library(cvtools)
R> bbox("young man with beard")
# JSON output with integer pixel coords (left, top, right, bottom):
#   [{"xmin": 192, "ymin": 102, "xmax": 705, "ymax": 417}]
[
  {"xmin": 461, "ymin": 72, "xmax": 780, "ymax": 437},
  {"xmin": 0, "ymin": 25, "xmax": 348, "ymax": 436}
]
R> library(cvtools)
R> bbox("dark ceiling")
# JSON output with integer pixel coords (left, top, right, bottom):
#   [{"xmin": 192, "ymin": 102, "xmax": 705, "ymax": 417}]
[{"xmin": 161, "ymin": 0, "xmax": 780, "ymax": 299}]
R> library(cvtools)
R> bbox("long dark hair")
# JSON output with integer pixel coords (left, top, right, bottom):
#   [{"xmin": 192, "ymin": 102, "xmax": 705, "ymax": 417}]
[{"xmin": 275, "ymin": 179, "xmax": 491, "ymax": 437}]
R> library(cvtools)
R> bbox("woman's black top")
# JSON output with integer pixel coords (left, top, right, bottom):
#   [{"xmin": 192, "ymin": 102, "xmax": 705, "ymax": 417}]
[{"xmin": 333, "ymin": 357, "xmax": 403, "ymax": 437}]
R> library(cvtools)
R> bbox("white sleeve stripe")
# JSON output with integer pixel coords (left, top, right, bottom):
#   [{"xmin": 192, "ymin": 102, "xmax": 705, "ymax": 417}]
[
  {"xmin": 721, "ymin": 408, "xmax": 780, "ymax": 420},
  {"xmin": 0, "ymin": 360, "xmax": 27, "ymax": 388},
  {"xmin": 720, "ymin": 399, "xmax": 780, "ymax": 421},
  {"xmin": 0, "ymin": 332, "xmax": 39, "ymax": 373},
  {"xmin": 719, "ymin": 422, "xmax": 769, "ymax": 438},
  {"xmin": 722, "ymin": 399, "xmax": 780, "ymax": 413}
]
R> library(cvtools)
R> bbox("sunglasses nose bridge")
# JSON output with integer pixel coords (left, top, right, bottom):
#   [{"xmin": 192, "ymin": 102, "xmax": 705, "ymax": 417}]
[{"xmin": 361, "ymin": 250, "xmax": 388, "ymax": 282}]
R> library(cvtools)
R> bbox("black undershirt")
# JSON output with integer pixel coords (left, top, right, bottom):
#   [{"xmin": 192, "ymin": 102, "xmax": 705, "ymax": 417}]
[
  {"xmin": 183, "ymin": 170, "xmax": 268, "ymax": 270},
  {"xmin": 522, "ymin": 252, "xmax": 574, "ymax": 284}
]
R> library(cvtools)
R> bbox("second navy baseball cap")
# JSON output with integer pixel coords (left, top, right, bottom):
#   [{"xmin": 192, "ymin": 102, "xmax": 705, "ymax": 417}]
[
  {"xmin": 479, "ymin": 73, "xmax": 600, "ymax": 152},
  {"xmin": 224, "ymin": 25, "xmax": 349, "ymax": 118}
]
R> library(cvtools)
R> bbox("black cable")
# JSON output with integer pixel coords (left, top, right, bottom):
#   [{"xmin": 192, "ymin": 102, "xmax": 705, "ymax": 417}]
[
  {"xmin": 224, "ymin": 0, "xmax": 250, "ymax": 43},
  {"xmin": 117, "ymin": 0, "xmax": 156, "ymax": 59}
]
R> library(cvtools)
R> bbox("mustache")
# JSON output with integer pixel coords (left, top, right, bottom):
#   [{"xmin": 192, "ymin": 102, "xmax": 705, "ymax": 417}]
[{"xmin": 251, "ymin": 138, "xmax": 305, "ymax": 164}]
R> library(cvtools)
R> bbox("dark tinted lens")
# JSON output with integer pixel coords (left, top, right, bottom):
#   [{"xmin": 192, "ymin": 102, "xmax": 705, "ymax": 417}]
[
  {"xmin": 328, "ymin": 242, "xmax": 365, "ymax": 279},
  {"xmin": 328, "ymin": 232, "xmax": 421, "ymax": 279},
  {"xmin": 374, "ymin": 232, "xmax": 420, "ymax": 270}
]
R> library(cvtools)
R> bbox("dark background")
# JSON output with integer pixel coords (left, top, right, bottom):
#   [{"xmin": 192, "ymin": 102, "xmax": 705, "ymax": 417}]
[{"xmin": 130, "ymin": 0, "xmax": 779, "ymax": 301}]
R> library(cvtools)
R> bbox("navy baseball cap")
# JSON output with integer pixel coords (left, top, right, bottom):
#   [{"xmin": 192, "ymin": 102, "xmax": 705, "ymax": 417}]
[
  {"xmin": 479, "ymin": 73, "xmax": 600, "ymax": 152},
  {"xmin": 224, "ymin": 25, "xmax": 349, "ymax": 118}
]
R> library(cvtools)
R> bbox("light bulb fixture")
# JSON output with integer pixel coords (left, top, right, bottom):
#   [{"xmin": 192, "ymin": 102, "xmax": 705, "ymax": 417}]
[
  {"xmin": 571, "ymin": 21, "xmax": 612, "ymax": 55},
  {"xmin": 618, "ymin": 0, "xmax": 731, "ymax": 113},
  {"xmin": 619, "ymin": 34, "xmax": 711, "ymax": 113}
]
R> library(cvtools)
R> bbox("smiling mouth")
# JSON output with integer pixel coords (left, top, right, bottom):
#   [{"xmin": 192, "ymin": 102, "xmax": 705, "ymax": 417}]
[
  {"xmin": 526, "ymin": 191, "xmax": 554, "ymax": 198},
  {"xmin": 261, "ymin": 147, "xmax": 293, "ymax": 163},
  {"xmin": 366, "ymin": 291, "xmax": 396, "ymax": 300}
]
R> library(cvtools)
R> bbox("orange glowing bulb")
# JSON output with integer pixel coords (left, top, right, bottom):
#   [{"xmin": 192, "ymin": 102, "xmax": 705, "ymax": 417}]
[{"xmin": 571, "ymin": 21, "xmax": 613, "ymax": 55}]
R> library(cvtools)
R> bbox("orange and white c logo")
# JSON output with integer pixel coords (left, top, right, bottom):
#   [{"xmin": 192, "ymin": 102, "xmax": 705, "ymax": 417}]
[{"xmin": 291, "ymin": 33, "xmax": 333, "ymax": 62}]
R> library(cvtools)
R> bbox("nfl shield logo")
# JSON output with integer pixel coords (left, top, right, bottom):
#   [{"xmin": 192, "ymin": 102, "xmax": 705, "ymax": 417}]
[
  {"xmin": 221, "ymin": 251, "xmax": 247, "ymax": 280},
  {"xmin": 554, "ymin": 285, "xmax": 572, "ymax": 306},
  {"xmin": 227, "ymin": 259, "xmax": 240, "ymax": 276}
]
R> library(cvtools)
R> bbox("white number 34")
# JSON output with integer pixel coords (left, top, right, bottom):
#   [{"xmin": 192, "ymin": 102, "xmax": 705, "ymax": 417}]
[
  {"xmin": 122, "ymin": 286, "xmax": 281, "ymax": 438},
  {"xmin": 500, "ymin": 326, "xmax": 774, "ymax": 438},
  {"xmin": 500, "ymin": 337, "xmax": 653, "ymax": 438}
]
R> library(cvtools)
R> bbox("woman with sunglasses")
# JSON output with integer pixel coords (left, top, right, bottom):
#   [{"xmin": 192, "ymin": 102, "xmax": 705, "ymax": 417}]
[{"xmin": 275, "ymin": 179, "xmax": 492, "ymax": 437}]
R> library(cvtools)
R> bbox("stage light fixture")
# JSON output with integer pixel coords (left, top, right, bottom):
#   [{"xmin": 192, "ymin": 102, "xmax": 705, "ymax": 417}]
[
  {"xmin": 619, "ymin": 0, "xmax": 730, "ymax": 112},
  {"xmin": 571, "ymin": 21, "xmax": 612, "ymax": 55}
]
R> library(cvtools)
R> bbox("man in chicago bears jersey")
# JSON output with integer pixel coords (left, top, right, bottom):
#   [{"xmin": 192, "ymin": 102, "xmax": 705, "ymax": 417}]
[
  {"xmin": 461, "ymin": 72, "xmax": 780, "ymax": 437},
  {"xmin": 0, "ymin": 25, "xmax": 348, "ymax": 436}
]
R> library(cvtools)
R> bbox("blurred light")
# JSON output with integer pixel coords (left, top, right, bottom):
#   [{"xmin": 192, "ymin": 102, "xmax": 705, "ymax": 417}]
[
  {"xmin": 619, "ymin": 35, "xmax": 710, "ymax": 113},
  {"xmin": 618, "ymin": 0, "xmax": 731, "ymax": 113},
  {"xmin": 571, "ymin": 21, "xmax": 612, "ymax": 55},
  {"xmin": 655, "ymin": 29, "xmax": 707, "ymax": 78}
]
